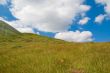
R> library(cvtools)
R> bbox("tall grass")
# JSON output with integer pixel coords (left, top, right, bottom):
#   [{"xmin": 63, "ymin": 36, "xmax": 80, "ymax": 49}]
[{"xmin": 0, "ymin": 34, "xmax": 110, "ymax": 73}]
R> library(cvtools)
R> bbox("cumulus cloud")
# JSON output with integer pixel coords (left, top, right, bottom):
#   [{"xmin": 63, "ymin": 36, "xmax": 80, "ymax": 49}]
[
  {"xmin": 79, "ymin": 5, "xmax": 91, "ymax": 16},
  {"xmin": 78, "ymin": 17, "xmax": 90, "ymax": 25},
  {"xmin": 95, "ymin": 14, "xmax": 106, "ymax": 23},
  {"xmin": 8, "ymin": 0, "xmax": 91, "ymax": 33},
  {"xmin": 55, "ymin": 31, "xmax": 93, "ymax": 42},
  {"xmin": 79, "ymin": 5, "xmax": 91, "ymax": 11},
  {"xmin": 95, "ymin": 0, "xmax": 110, "ymax": 16}
]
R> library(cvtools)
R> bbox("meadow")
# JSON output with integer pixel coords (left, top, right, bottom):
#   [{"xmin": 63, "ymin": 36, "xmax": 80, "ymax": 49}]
[{"xmin": 0, "ymin": 33, "xmax": 110, "ymax": 73}]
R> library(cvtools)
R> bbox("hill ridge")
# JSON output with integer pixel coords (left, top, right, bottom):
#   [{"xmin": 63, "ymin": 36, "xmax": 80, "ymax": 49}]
[{"xmin": 0, "ymin": 20, "xmax": 20, "ymax": 36}]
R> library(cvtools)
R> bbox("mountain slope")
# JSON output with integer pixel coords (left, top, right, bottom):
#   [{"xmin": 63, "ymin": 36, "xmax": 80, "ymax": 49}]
[
  {"xmin": 0, "ymin": 22, "xmax": 110, "ymax": 73},
  {"xmin": 0, "ymin": 21, "xmax": 20, "ymax": 36}
]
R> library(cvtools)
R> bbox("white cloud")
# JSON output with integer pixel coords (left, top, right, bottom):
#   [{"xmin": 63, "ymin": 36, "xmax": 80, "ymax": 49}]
[
  {"xmin": 95, "ymin": 14, "xmax": 106, "ymax": 23},
  {"xmin": 95, "ymin": 0, "xmax": 110, "ymax": 16},
  {"xmin": 78, "ymin": 17, "xmax": 90, "ymax": 25},
  {"xmin": 36, "ymin": 32, "xmax": 40, "ymax": 35},
  {"xmin": 16, "ymin": 28, "xmax": 34, "ymax": 33},
  {"xmin": 0, "ymin": 18, "xmax": 35, "ymax": 33},
  {"xmin": 79, "ymin": 5, "xmax": 91, "ymax": 17},
  {"xmin": 79, "ymin": 5, "xmax": 91, "ymax": 12},
  {"xmin": 55, "ymin": 30, "xmax": 93, "ymax": 42},
  {"xmin": 0, "ymin": 17, "xmax": 4, "ymax": 20},
  {"xmin": 8, "ymin": 0, "xmax": 91, "ymax": 33},
  {"xmin": 95, "ymin": 0, "xmax": 105, "ymax": 4},
  {"xmin": 0, "ymin": 0, "xmax": 8, "ymax": 5}
]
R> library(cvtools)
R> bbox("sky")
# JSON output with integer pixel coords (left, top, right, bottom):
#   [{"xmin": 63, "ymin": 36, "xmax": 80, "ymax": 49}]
[{"xmin": 0, "ymin": 0, "xmax": 110, "ymax": 42}]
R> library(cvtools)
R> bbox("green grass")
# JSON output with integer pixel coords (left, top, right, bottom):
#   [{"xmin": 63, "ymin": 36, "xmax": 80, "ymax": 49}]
[
  {"xmin": 0, "ymin": 21, "xmax": 20, "ymax": 36},
  {"xmin": 0, "ymin": 33, "xmax": 110, "ymax": 73}
]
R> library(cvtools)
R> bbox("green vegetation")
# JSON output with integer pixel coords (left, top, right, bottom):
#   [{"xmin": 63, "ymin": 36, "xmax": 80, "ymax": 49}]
[
  {"xmin": 0, "ymin": 21, "xmax": 110, "ymax": 73},
  {"xmin": 0, "ymin": 21, "xmax": 20, "ymax": 36}
]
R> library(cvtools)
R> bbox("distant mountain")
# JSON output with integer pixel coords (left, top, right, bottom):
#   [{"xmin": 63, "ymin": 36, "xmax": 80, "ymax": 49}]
[{"xmin": 0, "ymin": 21, "xmax": 20, "ymax": 36}]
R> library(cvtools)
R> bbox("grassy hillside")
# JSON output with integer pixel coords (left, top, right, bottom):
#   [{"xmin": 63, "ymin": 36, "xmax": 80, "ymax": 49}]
[
  {"xmin": 0, "ymin": 33, "xmax": 110, "ymax": 73},
  {"xmin": 0, "ymin": 21, "xmax": 21, "ymax": 42},
  {"xmin": 0, "ymin": 21, "xmax": 110, "ymax": 73},
  {"xmin": 0, "ymin": 21, "xmax": 20, "ymax": 37}
]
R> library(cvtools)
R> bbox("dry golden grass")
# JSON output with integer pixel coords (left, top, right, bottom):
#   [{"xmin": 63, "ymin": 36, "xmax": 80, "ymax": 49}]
[{"xmin": 0, "ymin": 33, "xmax": 110, "ymax": 73}]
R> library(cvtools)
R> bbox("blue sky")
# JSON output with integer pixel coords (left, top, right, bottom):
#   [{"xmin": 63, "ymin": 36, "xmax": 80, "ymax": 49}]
[{"xmin": 0, "ymin": 0, "xmax": 110, "ymax": 42}]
